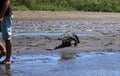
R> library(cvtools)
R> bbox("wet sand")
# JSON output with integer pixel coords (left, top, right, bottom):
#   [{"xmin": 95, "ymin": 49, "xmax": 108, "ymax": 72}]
[{"xmin": 0, "ymin": 11, "xmax": 120, "ymax": 76}]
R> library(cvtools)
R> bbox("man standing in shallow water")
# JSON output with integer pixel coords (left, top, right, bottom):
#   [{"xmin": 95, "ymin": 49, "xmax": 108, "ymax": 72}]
[{"xmin": 0, "ymin": 0, "xmax": 13, "ymax": 64}]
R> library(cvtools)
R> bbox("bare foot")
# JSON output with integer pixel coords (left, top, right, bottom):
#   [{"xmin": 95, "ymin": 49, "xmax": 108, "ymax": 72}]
[
  {"xmin": 5, "ymin": 61, "xmax": 11, "ymax": 65},
  {"xmin": 0, "ymin": 60, "xmax": 11, "ymax": 65}
]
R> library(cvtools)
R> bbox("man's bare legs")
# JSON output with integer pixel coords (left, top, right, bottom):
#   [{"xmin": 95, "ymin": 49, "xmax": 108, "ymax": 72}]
[
  {"xmin": 0, "ymin": 39, "xmax": 12, "ymax": 65},
  {"xmin": 5, "ymin": 39, "xmax": 12, "ymax": 64}
]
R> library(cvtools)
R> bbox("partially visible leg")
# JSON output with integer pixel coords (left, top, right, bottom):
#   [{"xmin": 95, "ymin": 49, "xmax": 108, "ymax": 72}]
[
  {"xmin": 5, "ymin": 39, "xmax": 12, "ymax": 64},
  {"xmin": 0, "ymin": 42, "xmax": 6, "ymax": 58}
]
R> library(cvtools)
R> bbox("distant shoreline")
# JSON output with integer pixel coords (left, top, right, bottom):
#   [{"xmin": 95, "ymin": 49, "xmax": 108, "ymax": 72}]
[{"xmin": 13, "ymin": 11, "xmax": 120, "ymax": 21}]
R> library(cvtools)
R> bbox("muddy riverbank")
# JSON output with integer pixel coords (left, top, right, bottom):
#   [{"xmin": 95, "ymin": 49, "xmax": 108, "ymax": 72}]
[{"xmin": 0, "ymin": 11, "xmax": 120, "ymax": 76}]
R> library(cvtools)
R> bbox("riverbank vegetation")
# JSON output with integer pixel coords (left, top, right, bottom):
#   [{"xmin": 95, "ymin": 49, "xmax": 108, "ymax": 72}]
[{"xmin": 12, "ymin": 0, "xmax": 120, "ymax": 12}]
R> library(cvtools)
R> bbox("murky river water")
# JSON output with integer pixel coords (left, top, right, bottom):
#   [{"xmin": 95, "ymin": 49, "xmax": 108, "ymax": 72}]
[{"xmin": 1, "ymin": 52, "xmax": 120, "ymax": 76}]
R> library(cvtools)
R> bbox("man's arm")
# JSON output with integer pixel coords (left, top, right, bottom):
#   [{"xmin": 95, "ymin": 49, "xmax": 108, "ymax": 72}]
[
  {"xmin": 0, "ymin": 0, "xmax": 10, "ymax": 18},
  {"xmin": 0, "ymin": 0, "xmax": 10, "ymax": 23}
]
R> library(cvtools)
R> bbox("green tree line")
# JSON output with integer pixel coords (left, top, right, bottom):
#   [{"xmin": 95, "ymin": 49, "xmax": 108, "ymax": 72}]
[{"xmin": 12, "ymin": 0, "xmax": 120, "ymax": 12}]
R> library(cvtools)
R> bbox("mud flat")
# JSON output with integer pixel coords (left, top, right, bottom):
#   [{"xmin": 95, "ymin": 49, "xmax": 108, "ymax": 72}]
[
  {"xmin": 0, "ymin": 11, "xmax": 120, "ymax": 76},
  {"xmin": 12, "ymin": 11, "xmax": 120, "ymax": 54}
]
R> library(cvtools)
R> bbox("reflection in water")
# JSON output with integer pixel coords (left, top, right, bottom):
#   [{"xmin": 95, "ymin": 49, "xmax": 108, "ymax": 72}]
[
  {"xmin": 60, "ymin": 51, "xmax": 77, "ymax": 60},
  {"xmin": 0, "ymin": 65, "xmax": 11, "ymax": 76},
  {"xmin": 0, "ymin": 52, "xmax": 120, "ymax": 76}
]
